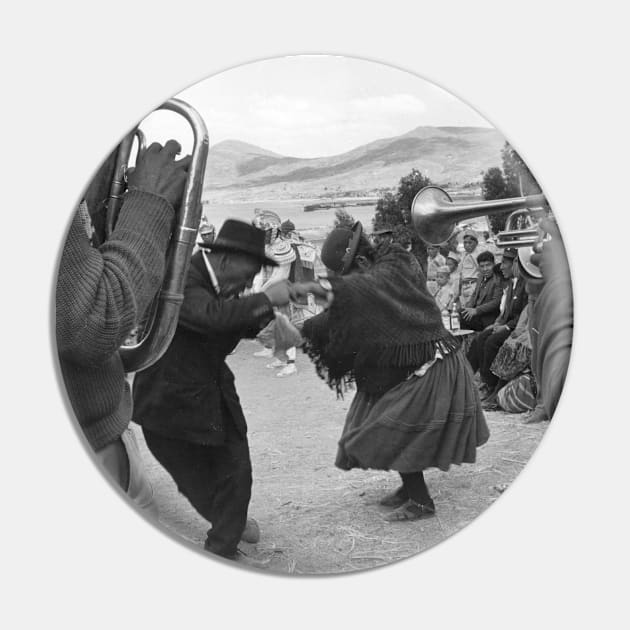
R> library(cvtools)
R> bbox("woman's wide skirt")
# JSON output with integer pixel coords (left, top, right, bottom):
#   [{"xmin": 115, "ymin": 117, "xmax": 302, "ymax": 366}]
[{"xmin": 335, "ymin": 349, "xmax": 489, "ymax": 473}]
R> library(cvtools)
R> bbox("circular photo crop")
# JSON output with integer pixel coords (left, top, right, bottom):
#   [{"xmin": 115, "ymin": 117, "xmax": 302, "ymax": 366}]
[{"xmin": 55, "ymin": 54, "xmax": 573, "ymax": 574}]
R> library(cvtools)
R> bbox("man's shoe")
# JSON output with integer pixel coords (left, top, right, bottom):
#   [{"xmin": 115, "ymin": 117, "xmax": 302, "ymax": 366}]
[
  {"xmin": 253, "ymin": 347, "xmax": 273, "ymax": 358},
  {"xmin": 379, "ymin": 486, "xmax": 409, "ymax": 508},
  {"xmin": 203, "ymin": 540, "xmax": 237, "ymax": 559},
  {"xmin": 241, "ymin": 517, "xmax": 260, "ymax": 544},
  {"xmin": 277, "ymin": 363, "xmax": 297, "ymax": 377}
]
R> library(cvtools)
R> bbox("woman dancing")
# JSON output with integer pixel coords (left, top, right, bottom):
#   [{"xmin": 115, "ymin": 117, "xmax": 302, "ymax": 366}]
[{"xmin": 298, "ymin": 222, "xmax": 489, "ymax": 521}]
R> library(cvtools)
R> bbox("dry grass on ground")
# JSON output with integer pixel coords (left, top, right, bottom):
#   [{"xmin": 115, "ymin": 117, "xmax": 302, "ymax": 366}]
[{"xmin": 134, "ymin": 339, "xmax": 547, "ymax": 574}]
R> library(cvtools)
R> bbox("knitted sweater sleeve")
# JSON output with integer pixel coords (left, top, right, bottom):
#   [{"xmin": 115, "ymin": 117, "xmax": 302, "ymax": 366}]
[{"xmin": 56, "ymin": 190, "xmax": 174, "ymax": 367}]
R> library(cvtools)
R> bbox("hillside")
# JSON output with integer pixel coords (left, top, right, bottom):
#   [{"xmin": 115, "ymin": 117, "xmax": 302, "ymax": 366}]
[{"xmin": 203, "ymin": 125, "xmax": 505, "ymax": 201}]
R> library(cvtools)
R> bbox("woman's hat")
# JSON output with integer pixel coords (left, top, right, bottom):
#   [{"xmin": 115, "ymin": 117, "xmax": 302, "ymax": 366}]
[
  {"xmin": 436, "ymin": 265, "xmax": 451, "ymax": 275},
  {"xmin": 253, "ymin": 210, "xmax": 282, "ymax": 230},
  {"xmin": 463, "ymin": 229, "xmax": 478, "ymax": 242},
  {"xmin": 321, "ymin": 221, "xmax": 363, "ymax": 274},
  {"xmin": 501, "ymin": 247, "xmax": 518, "ymax": 261},
  {"xmin": 269, "ymin": 237, "xmax": 296, "ymax": 265},
  {"xmin": 204, "ymin": 219, "xmax": 278, "ymax": 266},
  {"xmin": 446, "ymin": 251, "xmax": 460, "ymax": 263},
  {"xmin": 280, "ymin": 219, "xmax": 296, "ymax": 234},
  {"xmin": 372, "ymin": 227, "xmax": 393, "ymax": 236}
]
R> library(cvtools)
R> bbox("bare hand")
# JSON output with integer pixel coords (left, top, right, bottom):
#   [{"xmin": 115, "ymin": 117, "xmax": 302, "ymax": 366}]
[
  {"xmin": 263, "ymin": 280, "xmax": 291, "ymax": 307},
  {"xmin": 461, "ymin": 307, "xmax": 476, "ymax": 321},
  {"xmin": 127, "ymin": 140, "xmax": 192, "ymax": 209},
  {"xmin": 289, "ymin": 281, "xmax": 334, "ymax": 308}
]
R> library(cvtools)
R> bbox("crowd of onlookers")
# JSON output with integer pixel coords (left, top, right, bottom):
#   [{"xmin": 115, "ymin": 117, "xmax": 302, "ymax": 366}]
[
  {"xmin": 371, "ymin": 223, "xmax": 550, "ymax": 420},
  {"xmin": 422, "ymin": 226, "xmax": 548, "ymax": 420}
]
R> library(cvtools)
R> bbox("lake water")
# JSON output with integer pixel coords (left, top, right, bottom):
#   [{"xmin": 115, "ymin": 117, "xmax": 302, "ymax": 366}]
[{"xmin": 202, "ymin": 199, "xmax": 378, "ymax": 242}]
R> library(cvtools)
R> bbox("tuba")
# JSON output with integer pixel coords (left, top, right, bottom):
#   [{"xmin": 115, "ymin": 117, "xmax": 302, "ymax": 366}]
[
  {"xmin": 411, "ymin": 185, "xmax": 550, "ymax": 279},
  {"xmin": 106, "ymin": 98, "xmax": 209, "ymax": 372}
]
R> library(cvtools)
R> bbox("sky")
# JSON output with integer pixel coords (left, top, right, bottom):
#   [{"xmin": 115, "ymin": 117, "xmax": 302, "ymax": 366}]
[{"xmin": 139, "ymin": 55, "xmax": 493, "ymax": 159}]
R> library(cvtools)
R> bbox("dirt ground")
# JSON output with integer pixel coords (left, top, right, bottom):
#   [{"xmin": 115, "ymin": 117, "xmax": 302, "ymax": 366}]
[{"xmin": 133, "ymin": 339, "xmax": 548, "ymax": 575}]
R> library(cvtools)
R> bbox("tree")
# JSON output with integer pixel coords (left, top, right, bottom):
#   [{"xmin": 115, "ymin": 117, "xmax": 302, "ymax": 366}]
[
  {"xmin": 333, "ymin": 207, "xmax": 356, "ymax": 229},
  {"xmin": 482, "ymin": 142, "xmax": 541, "ymax": 233},
  {"xmin": 481, "ymin": 167, "xmax": 508, "ymax": 200},
  {"xmin": 501, "ymin": 143, "xmax": 541, "ymax": 197},
  {"xmin": 372, "ymin": 168, "xmax": 432, "ymax": 270}
]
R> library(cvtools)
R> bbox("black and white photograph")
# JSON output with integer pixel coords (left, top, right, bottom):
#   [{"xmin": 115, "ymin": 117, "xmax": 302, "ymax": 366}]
[
  {"xmin": 55, "ymin": 55, "xmax": 571, "ymax": 573},
  {"xmin": 4, "ymin": 1, "xmax": 628, "ymax": 628}
]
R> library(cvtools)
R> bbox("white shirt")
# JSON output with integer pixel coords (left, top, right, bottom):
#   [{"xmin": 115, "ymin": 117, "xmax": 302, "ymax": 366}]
[{"xmin": 202, "ymin": 251, "xmax": 221, "ymax": 295}]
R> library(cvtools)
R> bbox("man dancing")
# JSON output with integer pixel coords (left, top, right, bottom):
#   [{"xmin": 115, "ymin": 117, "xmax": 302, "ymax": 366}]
[{"xmin": 132, "ymin": 219, "xmax": 293, "ymax": 559}]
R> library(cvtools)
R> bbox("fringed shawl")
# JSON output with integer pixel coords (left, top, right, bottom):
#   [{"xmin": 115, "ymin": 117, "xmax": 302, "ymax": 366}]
[{"xmin": 302, "ymin": 243, "xmax": 456, "ymax": 395}]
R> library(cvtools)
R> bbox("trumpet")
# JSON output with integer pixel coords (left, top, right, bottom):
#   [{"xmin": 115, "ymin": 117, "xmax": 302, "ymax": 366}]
[
  {"xmin": 411, "ymin": 185, "xmax": 550, "ymax": 279},
  {"xmin": 106, "ymin": 98, "xmax": 209, "ymax": 372}
]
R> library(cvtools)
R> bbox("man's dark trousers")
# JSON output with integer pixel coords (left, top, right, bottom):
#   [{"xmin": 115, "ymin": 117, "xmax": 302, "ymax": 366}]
[
  {"xmin": 142, "ymin": 419, "xmax": 251, "ymax": 558},
  {"xmin": 467, "ymin": 326, "xmax": 511, "ymax": 388}
]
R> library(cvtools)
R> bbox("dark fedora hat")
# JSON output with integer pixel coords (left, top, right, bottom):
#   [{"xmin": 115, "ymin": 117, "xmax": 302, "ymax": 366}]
[
  {"xmin": 372, "ymin": 227, "xmax": 393, "ymax": 236},
  {"xmin": 202, "ymin": 219, "xmax": 278, "ymax": 266},
  {"xmin": 321, "ymin": 221, "xmax": 363, "ymax": 275},
  {"xmin": 502, "ymin": 247, "xmax": 518, "ymax": 261}
]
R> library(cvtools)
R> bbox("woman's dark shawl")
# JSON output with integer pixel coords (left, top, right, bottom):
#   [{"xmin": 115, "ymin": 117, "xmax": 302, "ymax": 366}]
[{"xmin": 302, "ymin": 244, "xmax": 456, "ymax": 395}]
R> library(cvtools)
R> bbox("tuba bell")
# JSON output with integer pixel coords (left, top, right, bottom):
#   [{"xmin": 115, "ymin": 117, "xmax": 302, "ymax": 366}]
[
  {"xmin": 106, "ymin": 98, "xmax": 209, "ymax": 372},
  {"xmin": 411, "ymin": 185, "xmax": 550, "ymax": 279}
]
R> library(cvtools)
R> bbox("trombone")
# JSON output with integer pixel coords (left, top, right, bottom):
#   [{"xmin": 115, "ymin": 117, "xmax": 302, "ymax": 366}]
[
  {"xmin": 411, "ymin": 185, "xmax": 551, "ymax": 279},
  {"xmin": 106, "ymin": 98, "xmax": 209, "ymax": 372}
]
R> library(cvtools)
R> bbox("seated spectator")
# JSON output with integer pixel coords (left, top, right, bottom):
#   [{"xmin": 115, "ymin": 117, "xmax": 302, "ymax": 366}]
[
  {"xmin": 459, "ymin": 229, "xmax": 483, "ymax": 307},
  {"xmin": 459, "ymin": 250, "xmax": 502, "ymax": 331},
  {"xmin": 482, "ymin": 305, "xmax": 535, "ymax": 411},
  {"xmin": 466, "ymin": 248, "xmax": 527, "ymax": 399},
  {"xmin": 425, "ymin": 244, "xmax": 446, "ymax": 294},
  {"xmin": 431, "ymin": 265, "xmax": 455, "ymax": 311},
  {"xmin": 445, "ymin": 251, "xmax": 461, "ymax": 300}
]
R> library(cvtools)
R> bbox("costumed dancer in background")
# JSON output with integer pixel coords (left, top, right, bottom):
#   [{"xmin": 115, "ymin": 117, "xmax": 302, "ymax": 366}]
[
  {"xmin": 279, "ymin": 219, "xmax": 325, "ymax": 327},
  {"xmin": 297, "ymin": 222, "xmax": 489, "ymax": 521},
  {"xmin": 251, "ymin": 211, "xmax": 283, "ymax": 360},
  {"xmin": 262, "ymin": 228, "xmax": 299, "ymax": 377},
  {"xmin": 252, "ymin": 214, "xmax": 323, "ymax": 376}
]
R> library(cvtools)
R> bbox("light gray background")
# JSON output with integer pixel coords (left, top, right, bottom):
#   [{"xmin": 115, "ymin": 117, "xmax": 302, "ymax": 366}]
[{"xmin": 2, "ymin": 1, "xmax": 626, "ymax": 629}]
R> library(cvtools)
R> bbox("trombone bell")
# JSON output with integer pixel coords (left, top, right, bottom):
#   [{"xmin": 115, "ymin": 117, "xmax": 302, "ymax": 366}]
[
  {"xmin": 411, "ymin": 185, "xmax": 550, "ymax": 280},
  {"xmin": 411, "ymin": 185, "xmax": 547, "ymax": 246}
]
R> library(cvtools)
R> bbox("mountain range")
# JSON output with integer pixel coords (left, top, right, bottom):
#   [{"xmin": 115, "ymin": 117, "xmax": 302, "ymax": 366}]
[{"xmin": 202, "ymin": 125, "xmax": 506, "ymax": 201}]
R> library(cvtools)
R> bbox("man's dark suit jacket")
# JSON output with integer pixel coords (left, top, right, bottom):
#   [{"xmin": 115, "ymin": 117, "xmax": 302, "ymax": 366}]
[
  {"xmin": 132, "ymin": 251, "xmax": 275, "ymax": 444},
  {"xmin": 495, "ymin": 276, "xmax": 527, "ymax": 331},
  {"xmin": 468, "ymin": 273, "xmax": 503, "ymax": 328}
]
